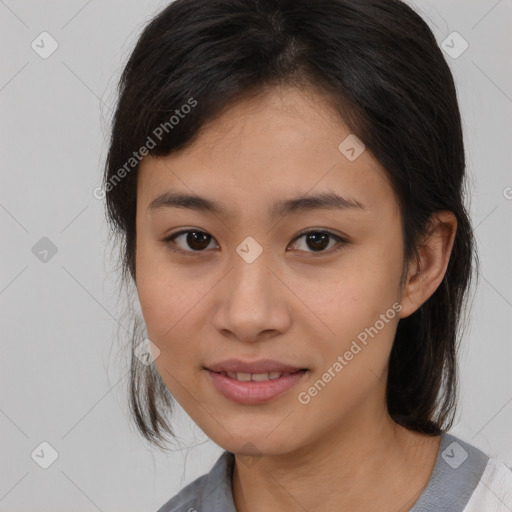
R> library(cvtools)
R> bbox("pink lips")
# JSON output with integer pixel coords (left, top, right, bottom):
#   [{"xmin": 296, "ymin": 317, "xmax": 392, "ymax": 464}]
[
  {"xmin": 205, "ymin": 358, "xmax": 309, "ymax": 405},
  {"xmin": 207, "ymin": 369, "xmax": 308, "ymax": 404}
]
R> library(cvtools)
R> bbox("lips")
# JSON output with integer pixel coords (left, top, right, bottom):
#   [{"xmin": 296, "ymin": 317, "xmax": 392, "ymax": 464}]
[
  {"xmin": 207, "ymin": 367, "xmax": 309, "ymax": 404},
  {"xmin": 205, "ymin": 358, "xmax": 307, "ymax": 374}
]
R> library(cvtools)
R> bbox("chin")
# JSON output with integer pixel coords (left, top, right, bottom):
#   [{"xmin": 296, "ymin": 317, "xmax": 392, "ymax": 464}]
[{"xmin": 214, "ymin": 432, "xmax": 300, "ymax": 457}]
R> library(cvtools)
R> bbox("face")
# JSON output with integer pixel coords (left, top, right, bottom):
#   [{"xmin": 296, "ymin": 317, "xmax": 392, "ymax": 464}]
[{"xmin": 135, "ymin": 85, "xmax": 411, "ymax": 456}]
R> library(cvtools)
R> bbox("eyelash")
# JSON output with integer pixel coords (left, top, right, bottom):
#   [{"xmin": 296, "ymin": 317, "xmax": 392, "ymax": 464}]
[{"xmin": 161, "ymin": 229, "xmax": 348, "ymax": 257}]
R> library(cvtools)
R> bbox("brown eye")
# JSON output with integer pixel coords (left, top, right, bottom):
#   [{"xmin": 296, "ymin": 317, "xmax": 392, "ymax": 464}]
[
  {"xmin": 289, "ymin": 230, "xmax": 347, "ymax": 254},
  {"xmin": 164, "ymin": 230, "xmax": 217, "ymax": 253},
  {"xmin": 305, "ymin": 232, "xmax": 329, "ymax": 251},
  {"xmin": 184, "ymin": 231, "xmax": 212, "ymax": 250},
  {"xmin": 163, "ymin": 228, "xmax": 347, "ymax": 257}
]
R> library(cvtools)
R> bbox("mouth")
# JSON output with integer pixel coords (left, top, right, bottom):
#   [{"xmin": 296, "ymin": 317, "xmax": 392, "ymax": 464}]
[
  {"xmin": 210, "ymin": 369, "xmax": 308, "ymax": 381},
  {"xmin": 206, "ymin": 368, "xmax": 309, "ymax": 405}
]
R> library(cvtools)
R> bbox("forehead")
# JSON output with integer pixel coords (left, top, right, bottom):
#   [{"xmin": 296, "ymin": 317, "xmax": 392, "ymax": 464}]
[{"xmin": 137, "ymin": 85, "xmax": 396, "ymax": 216}]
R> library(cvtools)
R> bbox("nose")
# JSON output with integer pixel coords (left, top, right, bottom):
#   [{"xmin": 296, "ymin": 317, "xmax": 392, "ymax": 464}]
[{"xmin": 212, "ymin": 252, "xmax": 293, "ymax": 343}]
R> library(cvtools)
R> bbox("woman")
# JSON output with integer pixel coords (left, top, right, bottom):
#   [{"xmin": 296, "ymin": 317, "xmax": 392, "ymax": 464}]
[{"xmin": 102, "ymin": 0, "xmax": 512, "ymax": 510}]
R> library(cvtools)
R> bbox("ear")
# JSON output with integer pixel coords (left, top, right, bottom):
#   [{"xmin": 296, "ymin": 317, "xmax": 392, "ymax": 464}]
[{"xmin": 399, "ymin": 210, "xmax": 457, "ymax": 319}]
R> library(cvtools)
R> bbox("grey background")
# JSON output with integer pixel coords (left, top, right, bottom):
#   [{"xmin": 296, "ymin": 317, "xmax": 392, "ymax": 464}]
[{"xmin": 1, "ymin": 0, "xmax": 511, "ymax": 510}]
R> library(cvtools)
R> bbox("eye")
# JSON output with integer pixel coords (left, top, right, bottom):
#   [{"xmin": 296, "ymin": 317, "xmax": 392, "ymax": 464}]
[
  {"xmin": 288, "ymin": 229, "xmax": 348, "ymax": 255},
  {"xmin": 162, "ymin": 229, "xmax": 218, "ymax": 255},
  {"xmin": 162, "ymin": 228, "xmax": 348, "ymax": 256}
]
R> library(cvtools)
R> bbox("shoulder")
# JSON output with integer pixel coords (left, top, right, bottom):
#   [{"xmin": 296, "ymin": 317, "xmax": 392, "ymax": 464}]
[
  {"xmin": 464, "ymin": 457, "xmax": 512, "ymax": 511},
  {"xmin": 410, "ymin": 432, "xmax": 508, "ymax": 511},
  {"xmin": 155, "ymin": 451, "xmax": 236, "ymax": 512},
  {"xmin": 155, "ymin": 472, "xmax": 210, "ymax": 512}
]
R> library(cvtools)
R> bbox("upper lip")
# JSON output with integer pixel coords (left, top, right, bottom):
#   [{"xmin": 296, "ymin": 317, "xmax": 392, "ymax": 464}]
[{"xmin": 206, "ymin": 358, "xmax": 307, "ymax": 374}]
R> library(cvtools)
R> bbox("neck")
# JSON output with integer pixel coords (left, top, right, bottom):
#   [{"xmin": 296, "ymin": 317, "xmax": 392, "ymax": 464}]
[{"xmin": 232, "ymin": 402, "xmax": 440, "ymax": 512}]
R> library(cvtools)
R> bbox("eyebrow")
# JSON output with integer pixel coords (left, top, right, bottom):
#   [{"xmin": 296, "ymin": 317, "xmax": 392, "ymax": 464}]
[{"xmin": 147, "ymin": 191, "xmax": 365, "ymax": 219}]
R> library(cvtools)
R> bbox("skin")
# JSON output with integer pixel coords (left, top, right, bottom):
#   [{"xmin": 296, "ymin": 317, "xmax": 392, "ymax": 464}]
[{"xmin": 135, "ymin": 84, "xmax": 457, "ymax": 512}]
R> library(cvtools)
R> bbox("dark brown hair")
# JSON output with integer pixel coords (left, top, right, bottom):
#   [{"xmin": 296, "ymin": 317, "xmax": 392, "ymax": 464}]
[{"xmin": 103, "ymin": 0, "xmax": 478, "ymax": 449}]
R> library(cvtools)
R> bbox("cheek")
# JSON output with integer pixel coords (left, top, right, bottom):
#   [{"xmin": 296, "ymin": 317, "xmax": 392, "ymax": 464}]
[
  {"xmin": 293, "ymin": 240, "xmax": 403, "ymax": 377},
  {"xmin": 135, "ymin": 266, "xmax": 201, "ymax": 404},
  {"xmin": 135, "ymin": 240, "xmax": 220, "ymax": 392},
  {"xmin": 135, "ymin": 242, "xmax": 191, "ymax": 348},
  {"xmin": 299, "ymin": 246, "xmax": 402, "ymax": 330}
]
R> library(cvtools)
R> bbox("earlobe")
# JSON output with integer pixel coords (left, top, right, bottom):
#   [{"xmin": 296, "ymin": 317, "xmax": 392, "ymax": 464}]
[{"xmin": 399, "ymin": 211, "xmax": 457, "ymax": 319}]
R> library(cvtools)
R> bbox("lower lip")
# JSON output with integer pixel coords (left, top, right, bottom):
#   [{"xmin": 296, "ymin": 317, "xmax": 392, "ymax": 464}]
[{"xmin": 207, "ymin": 369, "xmax": 308, "ymax": 405}]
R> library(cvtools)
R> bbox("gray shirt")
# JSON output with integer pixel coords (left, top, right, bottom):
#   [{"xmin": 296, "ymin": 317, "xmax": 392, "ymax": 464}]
[{"xmin": 156, "ymin": 433, "xmax": 489, "ymax": 512}]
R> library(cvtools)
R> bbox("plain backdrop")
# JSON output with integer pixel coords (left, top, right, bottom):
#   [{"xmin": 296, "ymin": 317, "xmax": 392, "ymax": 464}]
[{"xmin": 1, "ymin": 0, "xmax": 511, "ymax": 510}]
